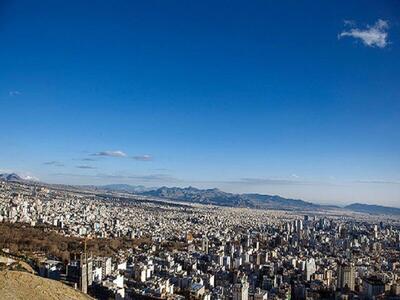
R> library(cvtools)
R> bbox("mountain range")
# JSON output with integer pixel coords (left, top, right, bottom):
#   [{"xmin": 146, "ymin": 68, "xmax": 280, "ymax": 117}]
[
  {"xmin": 1, "ymin": 173, "xmax": 399, "ymax": 215},
  {"xmin": 344, "ymin": 203, "xmax": 400, "ymax": 216},
  {"xmin": 139, "ymin": 186, "xmax": 400, "ymax": 215},
  {"xmin": 141, "ymin": 186, "xmax": 320, "ymax": 210}
]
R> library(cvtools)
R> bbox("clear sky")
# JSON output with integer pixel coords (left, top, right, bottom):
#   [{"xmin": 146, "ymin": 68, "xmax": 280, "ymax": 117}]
[{"xmin": 0, "ymin": 1, "xmax": 399, "ymax": 207}]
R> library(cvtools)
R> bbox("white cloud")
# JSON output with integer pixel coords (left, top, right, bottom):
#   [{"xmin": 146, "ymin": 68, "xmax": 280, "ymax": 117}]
[
  {"xmin": 355, "ymin": 179, "xmax": 400, "ymax": 185},
  {"xmin": 21, "ymin": 175, "xmax": 40, "ymax": 181},
  {"xmin": 92, "ymin": 150, "xmax": 127, "ymax": 157},
  {"xmin": 132, "ymin": 154, "xmax": 153, "ymax": 161},
  {"xmin": 81, "ymin": 158, "xmax": 96, "ymax": 161},
  {"xmin": 76, "ymin": 165, "xmax": 96, "ymax": 169},
  {"xmin": 343, "ymin": 20, "xmax": 355, "ymax": 27},
  {"xmin": 92, "ymin": 151, "xmax": 153, "ymax": 160},
  {"xmin": 43, "ymin": 161, "xmax": 64, "ymax": 167},
  {"xmin": 338, "ymin": 19, "xmax": 389, "ymax": 48},
  {"xmin": 9, "ymin": 91, "xmax": 21, "ymax": 96}
]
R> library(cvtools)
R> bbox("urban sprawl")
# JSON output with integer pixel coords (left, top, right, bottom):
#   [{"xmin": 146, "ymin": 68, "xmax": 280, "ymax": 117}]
[{"xmin": 1, "ymin": 180, "xmax": 400, "ymax": 300}]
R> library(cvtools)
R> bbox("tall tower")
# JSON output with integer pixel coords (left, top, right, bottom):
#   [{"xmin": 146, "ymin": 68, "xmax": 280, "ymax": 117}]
[
  {"xmin": 80, "ymin": 253, "xmax": 88, "ymax": 294},
  {"xmin": 79, "ymin": 238, "xmax": 93, "ymax": 293},
  {"xmin": 202, "ymin": 236, "xmax": 209, "ymax": 254},
  {"xmin": 305, "ymin": 258, "xmax": 316, "ymax": 281},
  {"xmin": 233, "ymin": 276, "xmax": 249, "ymax": 300},
  {"xmin": 337, "ymin": 263, "xmax": 355, "ymax": 291}
]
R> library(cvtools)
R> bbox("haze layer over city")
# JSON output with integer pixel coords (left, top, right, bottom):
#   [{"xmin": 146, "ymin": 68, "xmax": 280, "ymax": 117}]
[{"xmin": 0, "ymin": 1, "xmax": 399, "ymax": 300}]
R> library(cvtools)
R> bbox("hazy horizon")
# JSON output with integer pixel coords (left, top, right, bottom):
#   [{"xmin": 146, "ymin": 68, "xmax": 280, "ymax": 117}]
[{"xmin": 1, "ymin": 169, "xmax": 399, "ymax": 208}]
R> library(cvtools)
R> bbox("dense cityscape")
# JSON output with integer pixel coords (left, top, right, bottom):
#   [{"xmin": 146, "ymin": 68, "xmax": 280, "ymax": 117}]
[
  {"xmin": 1, "ymin": 178, "xmax": 399, "ymax": 300},
  {"xmin": 1, "ymin": 1, "xmax": 399, "ymax": 299}
]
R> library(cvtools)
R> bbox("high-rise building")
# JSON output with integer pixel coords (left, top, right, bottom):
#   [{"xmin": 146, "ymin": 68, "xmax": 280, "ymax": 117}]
[
  {"xmin": 253, "ymin": 288, "xmax": 268, "ymax": 300},
  {"xmin": 363, "ymin": 276, "xmax": 385, "ymax": 299},
  {"xmin": 295, "ymin": 219, "xmax": 303, "ymax": 233},
  {"xmin": 337, "ymin": 263, "xmax": 355, "ymax": 291},
  {"xmin": 324, "ymin": 269, "xmax": 333, "ymax": 286},
  {"xmin": 66, "ymin": 252, "xmax": 93, "ymax": 294},
  {"xmin": 292, "ymin": 282, "xmax": 306, "ymax": 300},
  {"xmin": 233, "ymin": 277, "xmax": 249, "ymax": 300},
  {"xmin": 202, "ymin": 236, "xmax": 209, "ymax": 254},
  {"xmin": 305, "ymin": 258, "xmax": 316, "ymax": 281},
  {"xmin": 80, "ymin": 252, "xmax": 93, "ymax": 293}
]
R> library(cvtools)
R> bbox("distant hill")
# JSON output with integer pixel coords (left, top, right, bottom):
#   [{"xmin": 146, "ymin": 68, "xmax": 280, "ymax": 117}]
[
  {"xmin": 0, "ymin": 173, "xmax": 23, "ymax": 182},
  {"xmin": 345, "ymin": 203, "xmax": 400, "ymax": 215},
  {"xmin": 0, "ymin": 271, "xmax": 92, "ymax": 300},
  {"xmin": 99, "ymin": 184, "xmax": 153, "ymax": 193},
  {"xmin": 142, "ymin": 186, "xmax": 250, "ymax": 206},
  {"xmin": 140, "ymin": 186, "xmax": 321, "ymax": 210}
]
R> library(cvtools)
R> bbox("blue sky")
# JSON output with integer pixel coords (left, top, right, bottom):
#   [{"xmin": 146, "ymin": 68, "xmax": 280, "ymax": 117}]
[{"xmin": 0, "ymin": 1, "xmax": 399, "ymax": 206}]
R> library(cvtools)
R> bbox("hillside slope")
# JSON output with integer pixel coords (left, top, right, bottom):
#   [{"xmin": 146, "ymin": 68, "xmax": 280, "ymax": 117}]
[{"xmin": 0, "ymin": 271, "xmax": 92, "ymax": 300}]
